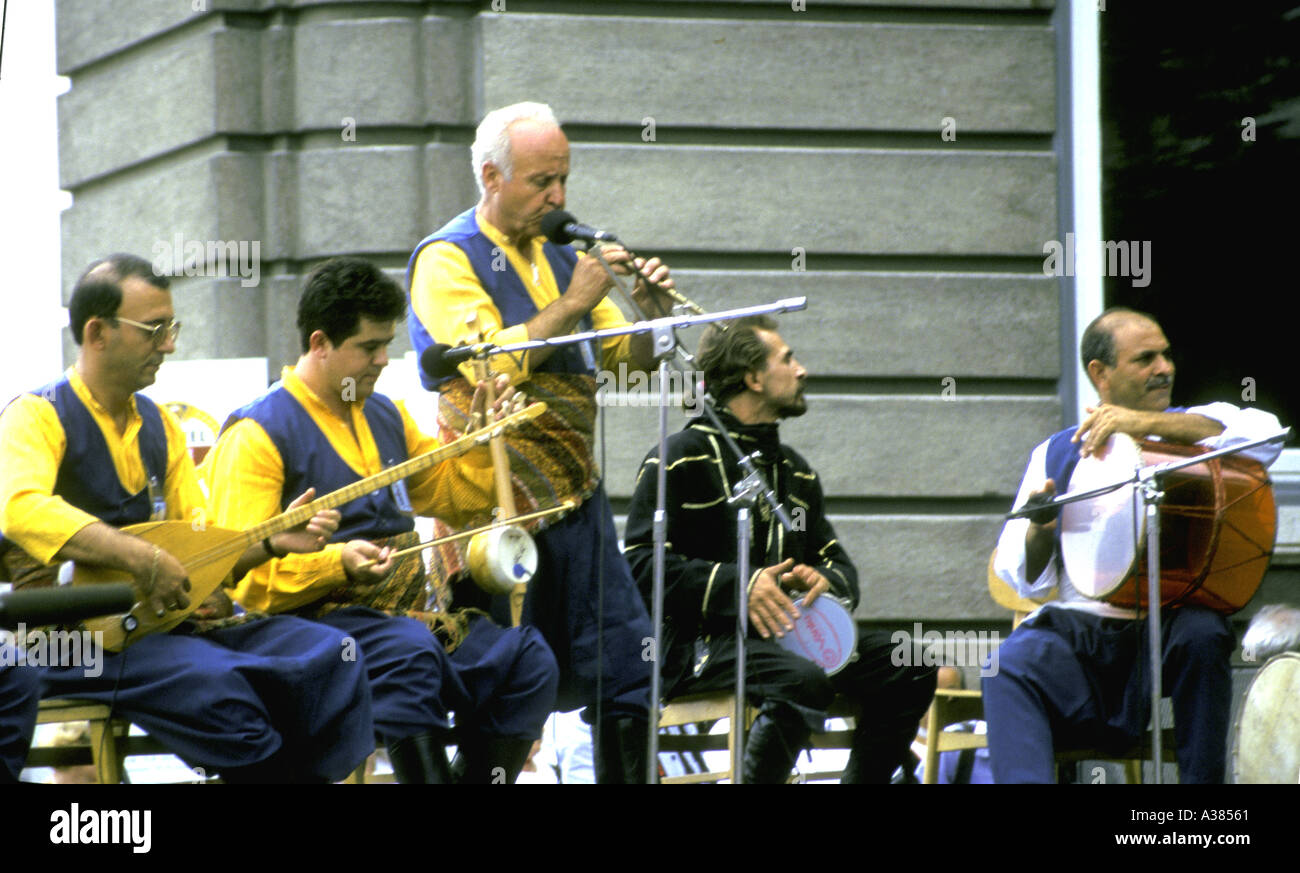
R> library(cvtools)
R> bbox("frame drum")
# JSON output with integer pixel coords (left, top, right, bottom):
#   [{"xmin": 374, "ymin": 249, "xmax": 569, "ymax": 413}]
[
  {"xmin": 1059, "ymin": 433, "xmax": 1275, "ymax": 613},
  {"xmin": 775, "ymin": 595, "xmax": 858, "ymax": 675},
  {"xmin": 1233, "ymin": 652, "xmax": 1300, "ymax": 784}
]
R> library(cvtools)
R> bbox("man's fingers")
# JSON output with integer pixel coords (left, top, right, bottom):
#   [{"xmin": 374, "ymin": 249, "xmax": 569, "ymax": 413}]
[
  {"xmin": 803, "ymin": 577, "xmax": 829, "ymax": 607},
  {"xmin": 286, "ymin": 487, "xmax": 317, "ymax": 508},
  {"xmin": 749, "ymin": 607, "xmax": 775, "ymax": 640},
  {"xmin": 768, "ymin": 558, "xmax": 795, "ymax": 575},
  {"xmin": 763, "ymin": 589, "xmax": 799, "ymax": 632},
  {"xmin": 754, "ymin": 596, "xmax": 790, "ymax": 637}
]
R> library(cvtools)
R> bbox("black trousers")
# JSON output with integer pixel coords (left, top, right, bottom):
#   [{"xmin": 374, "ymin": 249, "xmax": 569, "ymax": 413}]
[{"xmin": 668, "ymin": 629, "xmax": 937, "ymax": 782}]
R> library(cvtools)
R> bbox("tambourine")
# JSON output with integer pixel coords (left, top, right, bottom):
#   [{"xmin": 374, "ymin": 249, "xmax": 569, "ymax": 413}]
[
  {"xmin": 467, "ymin": 525, "xmax": 537, "ymax": 596},
  {"xmin": 774, "ymin": 595, "xmax": 858, "ymax": 675}
]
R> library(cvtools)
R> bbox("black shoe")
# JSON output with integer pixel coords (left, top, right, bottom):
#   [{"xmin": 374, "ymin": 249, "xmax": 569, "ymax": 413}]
[
  {"xmin": 387, "ymin": 733, "xmax": 454, "ymax": 784},
  {"xmin": 454, "ymin": 735, "xmax": 535, "ymax": 784},
  {"xmin": 595, "ymin": 716, "xmax": 649, "ymax": 784},
  {"xmin": 742, "ymin": 705, "xmax": 810, "ymax": 784}
]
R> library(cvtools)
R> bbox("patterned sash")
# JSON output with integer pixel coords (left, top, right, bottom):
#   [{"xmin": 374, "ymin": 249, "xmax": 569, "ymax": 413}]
[
  {"xmin": 435, "ymin": 372, "xmax": 599, "ymax": 526},
  {"xmin": 427, "ymin": 373, "xmax": 599, "ymax": 590},
  {"xmin": 295, "ymin": 530, "xmax": 473, "ymax": 652}
]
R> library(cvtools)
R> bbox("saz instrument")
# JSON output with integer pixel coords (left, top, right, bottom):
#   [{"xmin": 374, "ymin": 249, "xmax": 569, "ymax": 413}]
[
  {"xmin": 76, "ymin": 401, "xmax": 547, "ymax": 651},
  {"xmin": 1059, "ymin": 433, "xmax": 1276, "ymax": 614}
]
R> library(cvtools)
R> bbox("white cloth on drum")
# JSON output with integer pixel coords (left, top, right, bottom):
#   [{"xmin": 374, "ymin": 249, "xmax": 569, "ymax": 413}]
[{"xmin": 995, "ymin": 402, "xmax": 1283, "ymax": 620}]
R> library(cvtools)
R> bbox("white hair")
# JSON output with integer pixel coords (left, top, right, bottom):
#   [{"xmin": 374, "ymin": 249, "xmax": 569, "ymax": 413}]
[
  {"xmin": 1243, "ymin": 604, "xmax": 1300, "ymax": 662},
  {"xmin": 471, "ymin": 102, "xmax": 561, "ymax": 196}
]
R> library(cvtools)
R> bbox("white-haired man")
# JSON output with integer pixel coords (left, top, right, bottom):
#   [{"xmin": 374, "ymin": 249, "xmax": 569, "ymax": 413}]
[{"xmin": 406, "ymin": 102, "xmax": 676, "ymax": 782}]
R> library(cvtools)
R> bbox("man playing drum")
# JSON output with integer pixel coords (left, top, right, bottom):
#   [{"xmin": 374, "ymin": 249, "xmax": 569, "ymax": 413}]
[
  {"xmin": 986, "ymin": 307, "xmax": 1283, "ymax": 783},
  {"xmin": 202, "ymin": 258, "xmax": 558, "ymax": 784},
  {"xmin": 624, "ymin": 316, "xmax": 938, "ymax": 783}
]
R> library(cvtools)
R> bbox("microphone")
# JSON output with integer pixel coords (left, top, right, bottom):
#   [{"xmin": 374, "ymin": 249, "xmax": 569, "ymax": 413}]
[
  {"xmin": 540, "ymin": 210, "xmax": 620, "ymax": 245},
  {"xmin": 0, "ymin": 583, "xmax": 136, "ymax": 631},
  {"xmin": 419, "ymin": 342, "xmax": 494, "ymax": 383}
]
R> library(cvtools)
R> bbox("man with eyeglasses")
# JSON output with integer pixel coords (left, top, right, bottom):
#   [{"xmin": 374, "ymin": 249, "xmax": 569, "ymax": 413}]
[{"xmin": 0, "ymin": 253, "xmax": 377, "ymax": 782}]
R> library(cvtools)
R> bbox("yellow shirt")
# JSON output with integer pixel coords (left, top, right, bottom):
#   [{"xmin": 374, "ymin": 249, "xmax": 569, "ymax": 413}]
[
  {"xmin": 408, "ymin": 209, "xmax": 634, "ymax": 384},
  {"xmin": 0, "ymin": 368, "xmax": 204, "ymax": 564},
  {"xmin": 199, "ymin": 367, "xmax": 494, "ymax": 613}
]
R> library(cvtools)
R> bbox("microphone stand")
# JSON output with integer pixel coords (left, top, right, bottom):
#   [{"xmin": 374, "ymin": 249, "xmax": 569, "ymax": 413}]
[
  {"xmin": 446, "ymin": 294, "xmax": 807, "ymax": 783},
  {"xmin": 1006, "ymin": 427, "xmax": 1290, "ymax": 783},
  {"xmin": 586, "ymin": 246, "xmax": 800, "ymax": 783}
]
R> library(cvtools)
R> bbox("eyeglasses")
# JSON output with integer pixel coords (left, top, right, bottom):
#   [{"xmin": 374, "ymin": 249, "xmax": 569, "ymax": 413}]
[{"xmin": 113, "ymin": 316, "xmax": 182, "ymax": 346}]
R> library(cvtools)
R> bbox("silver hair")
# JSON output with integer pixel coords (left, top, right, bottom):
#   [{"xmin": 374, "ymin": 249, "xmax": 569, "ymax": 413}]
[
  {"xmin": 1242, "ymin": 604, "xmax": 1300, "ymax": 662},
  {"xmin": 471, "ymin": 102, "xmax": 561, "ymax": 196}
]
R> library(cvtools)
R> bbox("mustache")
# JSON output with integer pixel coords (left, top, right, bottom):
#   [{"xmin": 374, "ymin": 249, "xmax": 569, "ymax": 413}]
[{"xmin": 1147, "ymin": 376, "xmax": 1172, "ymax": 390}]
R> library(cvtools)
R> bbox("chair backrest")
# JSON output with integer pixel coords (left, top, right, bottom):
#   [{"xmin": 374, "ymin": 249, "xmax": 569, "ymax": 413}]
[{"xmin": 986, "ymin": 549, "xmax": 1055, "ymax": 629}]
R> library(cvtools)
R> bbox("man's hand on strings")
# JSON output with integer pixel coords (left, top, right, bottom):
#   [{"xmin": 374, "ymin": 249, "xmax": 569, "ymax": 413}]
[{"xmin": 267, "ymin": 488, "xmax": 340, "ymax": 556}]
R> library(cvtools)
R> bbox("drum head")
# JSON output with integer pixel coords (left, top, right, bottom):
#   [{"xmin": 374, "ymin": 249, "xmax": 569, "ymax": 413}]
[
  {"xmin": 1060, "ymin": 433, "xmax": 1145, "ymax": 600},
  {"xmin": 775, "ymin": 596, "xmax": 857, "ymax": 675},
  {"xmin": 468, "ymin": 526, "xmax": 537, "ymax": 595},
  {"xmin": 1233, "ymin": 652, "xmax": 1300, "ymax": 784}
]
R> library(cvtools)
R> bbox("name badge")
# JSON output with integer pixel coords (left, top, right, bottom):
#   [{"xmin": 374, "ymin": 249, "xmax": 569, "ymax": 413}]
[
  {"xmin": 148, "ymin": 475, "xmax": 167, "ymax": 521},
  {"xmin": 388, "ymin": 461, "xmax": 413, "ymax": 514}
]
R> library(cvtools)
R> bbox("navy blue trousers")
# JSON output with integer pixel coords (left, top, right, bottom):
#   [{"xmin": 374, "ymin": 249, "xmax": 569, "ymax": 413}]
[
  {"xmin": 447, "ymin": 615, "xmax": 559, "ymax": 740},
  {"xmin": 982, "ymin": 605, "xmax": 1232, "ymax": 783},
  {"xmin": 507, "ymin": 485, "xmax": 652, "ymax": 721},
  {"xmin": 1, "ymin": 650, "xmax": 41, "ymax": 782},
  {"xmin": 313, "ymin": 607, "xmax": 558, "ymax": 742},
  {"xmin": 42, "ymin": 616, "xmax": 374, "ymax": 782}
]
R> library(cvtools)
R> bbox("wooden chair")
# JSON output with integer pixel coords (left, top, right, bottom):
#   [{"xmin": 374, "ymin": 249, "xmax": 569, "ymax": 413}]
[
  {"xmin": 344, "ymin": 750, "xmax": 395, "ymax": 784},
  {"xmin": 657, "ymin": 692, "xmax": 860, "ymax": 783},
  {"xmin": 25, "ymin": 699, "xmax": 168, "ymax": 783},
  {"xmin": 918, "ymin": 549, "xmax": 1173, "ymax": 783},
  {"xmin": 657, "ymin": 692, "xmax": 753, "ymax": 783},
  {"xmin": 915, "ymin": 552, "xmax": 1053, "ymax": 783}
]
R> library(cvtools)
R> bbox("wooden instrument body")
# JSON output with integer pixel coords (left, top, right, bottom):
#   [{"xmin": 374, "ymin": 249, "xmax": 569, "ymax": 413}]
[
  {"xmin": 1060, "ymin": 434, "xmax": 1276, "ymax": 613},
  {"xmin": 77, "ymin": 521, "xmax": 249, "ymax": 651}
]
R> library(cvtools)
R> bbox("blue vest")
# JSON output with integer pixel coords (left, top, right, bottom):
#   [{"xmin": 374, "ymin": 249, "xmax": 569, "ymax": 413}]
[
  {"xmin": 406, "ymin": 207, "xmax": 591, "ymax": 390},
  {"xmin": 0, "ymin": 378, "xmax": 168, "ymax": 555},
  {"xmin": 224, "ymin": 386, "xmax": 414, "ymax": 542}
]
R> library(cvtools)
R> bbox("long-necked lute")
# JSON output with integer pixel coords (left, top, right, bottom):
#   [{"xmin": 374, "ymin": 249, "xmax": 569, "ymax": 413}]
[{"xmin": 77, "ymin": 401, "xmax": 547, "ymax": 651}]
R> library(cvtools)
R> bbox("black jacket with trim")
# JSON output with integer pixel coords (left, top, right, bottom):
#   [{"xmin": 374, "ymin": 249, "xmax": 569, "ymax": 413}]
[{"xmin": 624, "ymin": 410, "xmax": 857, "ymax": 689}]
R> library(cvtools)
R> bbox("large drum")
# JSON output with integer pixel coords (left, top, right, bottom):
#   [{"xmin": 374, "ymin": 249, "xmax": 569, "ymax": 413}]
[
  {"xmin": 1059, "ymin": 433, "xmax": 1275, "ymax": 613},
  {"xmin": 775, "ymin": 595, "xmax": 858, "ymax": 675},
  {"xmin": 1233, "ymin": 652, "xmax": 1300, "ymax": 784}
]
